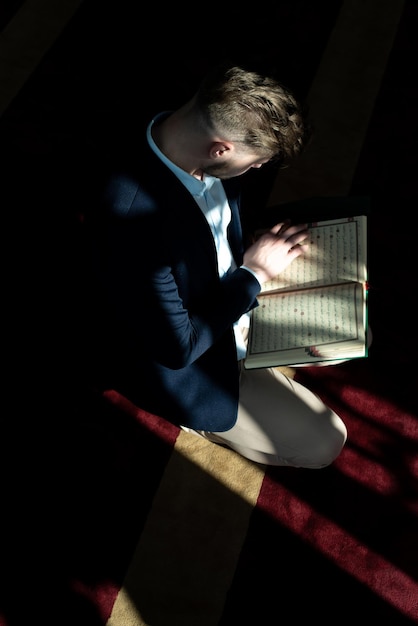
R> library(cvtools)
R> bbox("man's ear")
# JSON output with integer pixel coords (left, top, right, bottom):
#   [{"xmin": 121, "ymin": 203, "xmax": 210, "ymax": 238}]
[{"xmin": 209, "ymin": 141, "xmax": 234, "ymax": 159}]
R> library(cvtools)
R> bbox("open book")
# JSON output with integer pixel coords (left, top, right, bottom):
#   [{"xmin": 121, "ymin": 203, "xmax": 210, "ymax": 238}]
[{"xmin": 244, "ymin": 215, "xmax": 368, "ymax": 368}]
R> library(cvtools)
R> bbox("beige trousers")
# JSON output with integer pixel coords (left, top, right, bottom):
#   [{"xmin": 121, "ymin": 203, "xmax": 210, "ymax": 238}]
[
  {"xmin": 181, "ymin": 324, "xmax": 359, "ymax": 467},
  {"xmin": 209, "ymin": 363, "xmax": 347, "ymax": 467},
  {"xmin": 182, "ymin": 361, "xmax": 347, "ymax": 468}
]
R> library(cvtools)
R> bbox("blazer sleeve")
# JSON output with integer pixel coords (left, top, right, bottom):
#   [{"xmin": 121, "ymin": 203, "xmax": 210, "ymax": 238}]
[{"xmin": 91, "ymin": 159, "xmax": 261, "ymax": 370}]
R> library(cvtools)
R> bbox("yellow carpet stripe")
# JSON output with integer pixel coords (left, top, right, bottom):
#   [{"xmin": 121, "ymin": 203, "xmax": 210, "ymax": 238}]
[
  {"xmin": 0, "ymin": 0, "xmax": 83, "ymax": 117},
  {"xmin": 107, "ymin": 432, "xmax": 265, "ymax": 626},
  {"xmin": 268, "ymin": 0, "xmax": 405, "ymax": 205}
]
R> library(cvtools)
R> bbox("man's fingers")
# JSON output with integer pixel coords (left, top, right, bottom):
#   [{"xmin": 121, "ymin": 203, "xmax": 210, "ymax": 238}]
[
  {"xmin": 273, "ymin": 221, "xmax": 307, "ymax": 234},
  {"xmin": 270, "ymin": 220, "xmax": 291, "ymax": 236}
]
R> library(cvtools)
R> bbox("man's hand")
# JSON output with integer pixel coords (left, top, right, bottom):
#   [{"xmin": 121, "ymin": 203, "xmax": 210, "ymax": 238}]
[{"xmin": 243, "ymin": 221, "xmax": 309, "ymax": 285}]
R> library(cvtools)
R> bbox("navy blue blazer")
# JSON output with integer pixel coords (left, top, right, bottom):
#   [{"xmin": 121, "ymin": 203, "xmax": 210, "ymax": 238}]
[{"xmin": 88, "ymin": 139, "xmax": 261, "ymax": 431}]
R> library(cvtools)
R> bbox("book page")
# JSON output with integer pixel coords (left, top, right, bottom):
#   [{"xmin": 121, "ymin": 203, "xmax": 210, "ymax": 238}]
[
  {"xmin": 249, "ymin": 282, "xmax": 365, "ymax": 355},
  {"xmin": 261, "ymin": 216, "xmax": 367, "ymax": 294}
]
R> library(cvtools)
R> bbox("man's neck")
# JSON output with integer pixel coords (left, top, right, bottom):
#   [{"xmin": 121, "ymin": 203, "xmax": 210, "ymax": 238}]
[{"xmin": 152, "ymin": 104, "xmax": 206, "ymax": 179}]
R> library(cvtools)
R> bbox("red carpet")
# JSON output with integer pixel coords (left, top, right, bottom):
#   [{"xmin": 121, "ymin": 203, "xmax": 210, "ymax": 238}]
[{"xmin": 0, "ymin": 1, "xmax": 417, "ymax": 624}]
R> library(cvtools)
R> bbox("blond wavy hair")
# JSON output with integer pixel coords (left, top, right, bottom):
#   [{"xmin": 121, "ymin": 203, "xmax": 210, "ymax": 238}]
[{"xmin": 194, "ymin": 62, "xmax": 311, "ymax": 166}]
